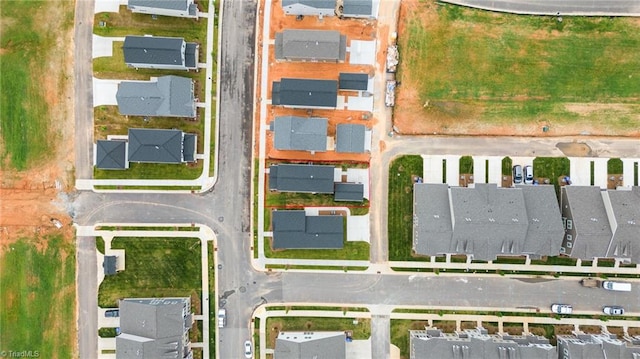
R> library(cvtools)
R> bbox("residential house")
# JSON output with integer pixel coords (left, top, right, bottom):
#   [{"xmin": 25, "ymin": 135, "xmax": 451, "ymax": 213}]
[
  {"xmin": 275, "ymin": 29, "xmax": 347, "ymax": 62},
  {"xmin": 95, "ymin": 140, "xmax": 128, "ymax": 170},
  {"xmin": 271, "ymin": 210, "xmax": 344, "ymax": 249},
  {"xmin": 334, "ymin": 183, "xmax": 364, "ymax": 202},
  {"xmin": 116, "ymin": 297, "xmax": 193, "ymax": 359},
  {"xmin": 560, "ymin": 186, "xmax": 613, "ymax": 259},
  {"xmin": 274, "ymin": 331, "xmax": 346, "ymax": 359},
  {"xmin": 413, "ymin": 183, "xmax": 564, "ymax": 261},
  {"xmin": 604, "ymin": 187, "xmax": 640, "ymax": 263},
  {"xmin": 338, "ymin": 73, "xmax": 369, "ymax": 91},
  {"xmin": 335, "ymin": 123, "xmax": 370, "ymax": 153},
  {"xmin": 410, "ymin": 328, "xmax": 555, "ymax": 359},
  {"xmin": 127, "ymin": 0, "xmax": 199, "ymax": 18},
  {"xmin": 128, "ymin": 128, "xmax": 196, "ymax": 164},
  {"xmin": 116, "ymin": 76, "xmax": 196, "ymax": 118},
  {"xmin": 123, "ymin": 35, "xmax": 199, "ymax": 70},
  {"xmin": 281, "ymin": 0, "xmax": 336, "ymax": 17},
  {"xmin": 557, "ymin": 331, "xmax": 640, "ymax": 359},
  {"xmin": 268, "ymin": 164, "xmax": 335, "ymax": 193},
  {"xmin": 271, "ymin": 116, "xmax": 328, "ymax": 152},
  {"xmin": 337, "ymin": 0, "xmax": 378, "ymax": 19},
  {"xmin": 272, "ymin": 78, "xmax": 338, "ymax": 109},
  {"xmin": 103, "ymin": 255, "xmax": 118, "ymax": 276}
]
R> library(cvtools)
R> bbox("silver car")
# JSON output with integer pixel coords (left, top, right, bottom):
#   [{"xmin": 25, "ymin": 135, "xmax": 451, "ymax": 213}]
[{"xmin": 603, "ymin": 306, "xmax": 624, "ymax": 316}]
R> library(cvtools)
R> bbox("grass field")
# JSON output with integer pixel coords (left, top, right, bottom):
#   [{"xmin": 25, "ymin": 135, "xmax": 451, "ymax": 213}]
[
  {"xmin": 391, "ymin": 320, "xmax": 429, "ymax": 359},
  {"xmin": 398, "ymin": 2, "xmax": 640, "ymax": 133},
  {"xmin": 1, "ymin": 1, "xmax": 73, "ymax": 170},
  {"xmin": 0, "ymin": 235, "xmax": 76, "ymax": 358},
  {"xmin": 264, "ymin": 238, "xmax": 369, "ymax": 260},
  {"xmin": 388, "ymin": 155, "xmax": 424, "ymax": 261},
  {"xmin": 98, "ymin": 237, "xmax": 202, "ymax": 307}
]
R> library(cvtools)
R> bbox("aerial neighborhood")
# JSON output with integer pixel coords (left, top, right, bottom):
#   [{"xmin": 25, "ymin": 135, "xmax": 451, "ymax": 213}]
[{"xmin": 3, "ymin": 0, "xmax": 640, "ymax": 358}]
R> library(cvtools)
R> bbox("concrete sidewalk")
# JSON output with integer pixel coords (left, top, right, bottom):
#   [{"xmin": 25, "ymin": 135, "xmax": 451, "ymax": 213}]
[{"xmin": 440, "ymin": 0, "xmax": 640, "ymax": 16}]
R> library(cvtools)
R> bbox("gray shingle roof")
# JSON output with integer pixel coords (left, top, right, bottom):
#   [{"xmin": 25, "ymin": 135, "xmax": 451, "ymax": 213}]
[
  {"xmin": 275, "ymin": 331, "xmax": 346, "ymax": 359},
  {"xmin": 605, "ymin": 187, "xmax": 640, "ymax": 262},
  {"xmin": 96, "ymin": 140, "xmax": 127, "ymax": 169},
  {"xmin": 185, "ymin": 42, "xmax": 198, "ymax": 68},
  {"xmin": 342, "ymin": 0, "xmax": 373, "ymax": 16},
  {"xmin": 271, "ymin": 78, "xmax": 338, "ymax": 108},
  {"xmin": 334, "ymin": 183, "xmax": 364, "ymax": 202},
  {"xmin": 413, "ymin": 184, "xmax": 563, "ymax": 261},
  {"xmin": 335, "ymin": 123, "xmax": 366, "ymax": 153},
  {"xmin": 128, "ymin": 128, "xmax": 191, "ymax": 164},
  {"xmin": 413, "ymin": 184, "xmax": 453, "ymax": 256},
  {"xmin": 128, "ymin": 0, "xmax": 191, "ymax": 11},
  {"xmin": 282, "ymin": 0, "xmax": 336, "ymax": 10},
  {"xmin": 557, "ymin": 333, "xmax": 640, "ymax": 359},
  {"xmin": 517, "ymin": 185, "xmax": 564, "ymax": 257},
  {"xmin": 561, "ymin": 186, "xmax": 613, "ymax": 259},
  {"xmin": 275, "ymin": 29, "xmax": 346, "ymax": 62},
  {"xmin": 117, "ymin": 297, "xmax": 191, "ymax": 359},
  {"xmin": 103, "ymin": 255, "xmax": 117, "ymax": 275},
  {"xmin": 339, "ymin": 73, "xmax": 368, "ymax": 91},
  {"xmin": 272, "ymin": 210, "xmax": 344, "ymax": 249},
  {"xmin": 272, "ymin": 116, "xmax": 327, "ymax": 152},
  {"xmin": 410, "ymin": 329, "xmax": 556, "ymax": 359},
  {"xmin": 116, "ymin": 76, "xmax": 195, "ymax": 117},
  {"xmin": 269, "ymin": 164, "xmax": 335, "ymax": 193},
  {"xmin": 182, "ymin": 133, "xmax": 196, "ymax": 162},
  {"xmin": 123, "ymin": 36, "xmax": 185, "ymax": 66}
]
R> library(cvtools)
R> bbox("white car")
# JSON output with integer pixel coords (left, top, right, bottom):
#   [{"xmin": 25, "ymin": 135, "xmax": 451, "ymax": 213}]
[
  {"xmin": 603, "ymin": 306, "xmax": 624, "ymax": 316},
  {"xmin": 551, "ymin": 304, "xmax": 573, "ymax": 314},
  {"xmin": 217, "ymin": 309, "xmax": 226, "ymax": 328},
  {"xmin": 244, "ymin": 340, "xmax": 252, "ymax": 358}
]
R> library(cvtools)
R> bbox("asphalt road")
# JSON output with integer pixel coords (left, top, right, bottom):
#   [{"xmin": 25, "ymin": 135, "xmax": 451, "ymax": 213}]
[
  {"xmin": 74, "ymin": 0, "xmax": 95, "ymax": 180},
  {"xmin": 76, "ymin": 236, "xmax": 98, "ymax": 359},
  {"xmin": 441, "ymin": 0, "xmax": 640, "ymax": 16}
]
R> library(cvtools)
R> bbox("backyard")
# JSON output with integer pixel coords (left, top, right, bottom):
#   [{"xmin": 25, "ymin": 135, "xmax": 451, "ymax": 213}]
[
  {"xmin": 98, "ymin": 237, "xmax": 202, "ymax": 307},
  {"xmin": 394, "ymin": 1, "xmax": 640, "ymax": 136},
  {"xmin": 0, "ymin": 235, "xmax": 76, "ymax": 358},
  {"xmin": 266, "ymin": 316, "xmax": 371, "ymax": 349}
]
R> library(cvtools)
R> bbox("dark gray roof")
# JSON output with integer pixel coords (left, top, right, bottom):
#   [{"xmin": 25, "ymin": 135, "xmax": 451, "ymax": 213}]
[
  {"xmin": 128, "ymin": 128, "xmax": 190, "ymax": 164},
  {"xmin": 275, "ymin": 331, "xmax": 346, "ymax": 359},
  {"xmin": 268, "ymin": 164, "xmax": 335, "ymax": 193},
  {"xmin": 185, "ymin": 42, "xmax": 198, "ymax": 68},
  {"xmin": 342, "ymin": 0, "xmax": 373, "ymax": 16},
  {"xmin": 272, "ymin": 211, "xmax": 344, "ymax": 249},
  {"xmin": 282, "ymin": 0, "xmax": 336, "ymax": 10},
  {"xmin": 335, "ymin": 123, "xmax": 366, "ymax": 153},
  {"xmin": 606, "ymin": 187, "xmax": 640, "ymax": 263},
  {"xmin": 413, "ymin": 184, "xmax": 453, "ymax": 256},
  {"xmin": 272, "ymin": 116, "xmax": 327, "ymax": 152},
  {"xmin": 275, "ymin": 29, "xmax": 347, "ymax": 62},
  {"xmin": 103, "ymin": 255, "xmax": 117, "ymax": 275},
  {"xmin": 116, "ymin": 76, "xmax": 195, "ymax": 117},
  {"xmin": 128, "ymin": 0, "xmax": 191, "ymax": 11},
  {"xmin": 272, "ymin": 78, "xmax": 338, "ymax": 108},
  {"xmin": 410, "ymin": 329, "xmax": 556, "ymax": 359},
  {"xmin": 517, "ymin": 185, "xmax": 564, "ymax": 256},
  {"xmin": 96, "ymin": 140, "xmax": 127, "ymax": 169},
  {"xmin": 562, "ymin": 186, "xmax": 613, "ymax": 259},
  {"xmin": 182, "ymin": 134, "xmax": 196, "ymax": 162},
  {"xmin": 123, "ymin": 36, "xmax": 185, "ymax": 66},
  {"xmin": 339, "ymin": 73, "xmax": 368, "ymax": 91},
  {"xmin": 334, "ymin": 183, "xmax": 364, "ymax": 202},
  {"xmin": 449, "ymin": 184, "xmax": 529, "ymax": 261}
]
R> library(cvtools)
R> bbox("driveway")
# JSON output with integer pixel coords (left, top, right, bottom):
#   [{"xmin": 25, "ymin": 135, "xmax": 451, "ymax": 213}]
[
  {"xmin": 94, "ymin": 0, "xmax": 123, "ymax": 14},
  {"xmin": 93, "ymin": 35, "xmax": 124, "ymax": 58},
  {"xmin": 93, "ymin": 78, "xmax": 121, "ymax": 106}
]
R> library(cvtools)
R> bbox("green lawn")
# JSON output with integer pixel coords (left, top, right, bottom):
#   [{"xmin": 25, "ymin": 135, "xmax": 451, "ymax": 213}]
[
  {"xmin": 1, "ymin": 1, "xmax": 73, "ymax": 170},
  {"xmin": 388, "ymin": 155, "xmax": 424, "ymax": 261},
  {"xmin": 459, "ymin": 156, "xmax": 473, "ymax": 174},
  {"xmin": 266, "ymin": 191, "xmax": 370, "ymax": 212},
  {"xmin": 399, "ymin": 2, "xmax": 640, "ymax": 130},
  {"xmin": 98, "ymin": 237, "xmax": 202, "ymax": 307},
  {"xmin": 264, "ymin": 238, "xmax": 370, "ymax": 260},
  {"xmin": 532, "ymin": 157, "xmax": 570, "ymax": 195},
  {"xmin": 0, "ymin": 235, "xmax": 76, "ymax": 358},
  {"xmin": 607, "ymin": 158, "xmax": 623, "ymax": 174},
  {"xmin": 391, "ymin": 320, "xmax": 430, "ymax": 359},
  {"xmin": 502, "ymin": 157, "xmax": 513, "ymax": 176},
  {"xmin": 266, "ymin": 317, "xmax": 370, "ymax": 349}
]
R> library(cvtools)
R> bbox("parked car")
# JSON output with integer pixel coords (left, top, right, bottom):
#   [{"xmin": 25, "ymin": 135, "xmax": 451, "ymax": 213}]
[
  {"xmin": 513, "ymin": 165, "xmax": 523, "ymax": 184},
  {"xmin": 603, "ymin": 306, "xmax": 624, "ymax": 316},
  {"xmin": 551, "ymin": 304, "xmax": 573, "ymax": 314},
  {"xmin": 105, "ymin": 309, "xmax": 119, "ymax": 317},
  {"xmin": 244, "ymin": 340, "xmax": 253, "ymax": 358},
  {"xmin": 218, "ymin": 309, "xmax": 226, "ymax": 328},
  {"xmin": 602, "ymin": 281, "xmax": 632, "ymax": 292},
  {"xmin": 524, "ymin": 165, "xmax": 534, "ymax": 184}
]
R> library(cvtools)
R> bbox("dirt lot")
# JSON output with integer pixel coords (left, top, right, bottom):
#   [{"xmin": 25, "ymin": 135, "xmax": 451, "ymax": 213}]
[{"xmin": 0, "ymin": 1, "xmax": 76, "ymax": 254}]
